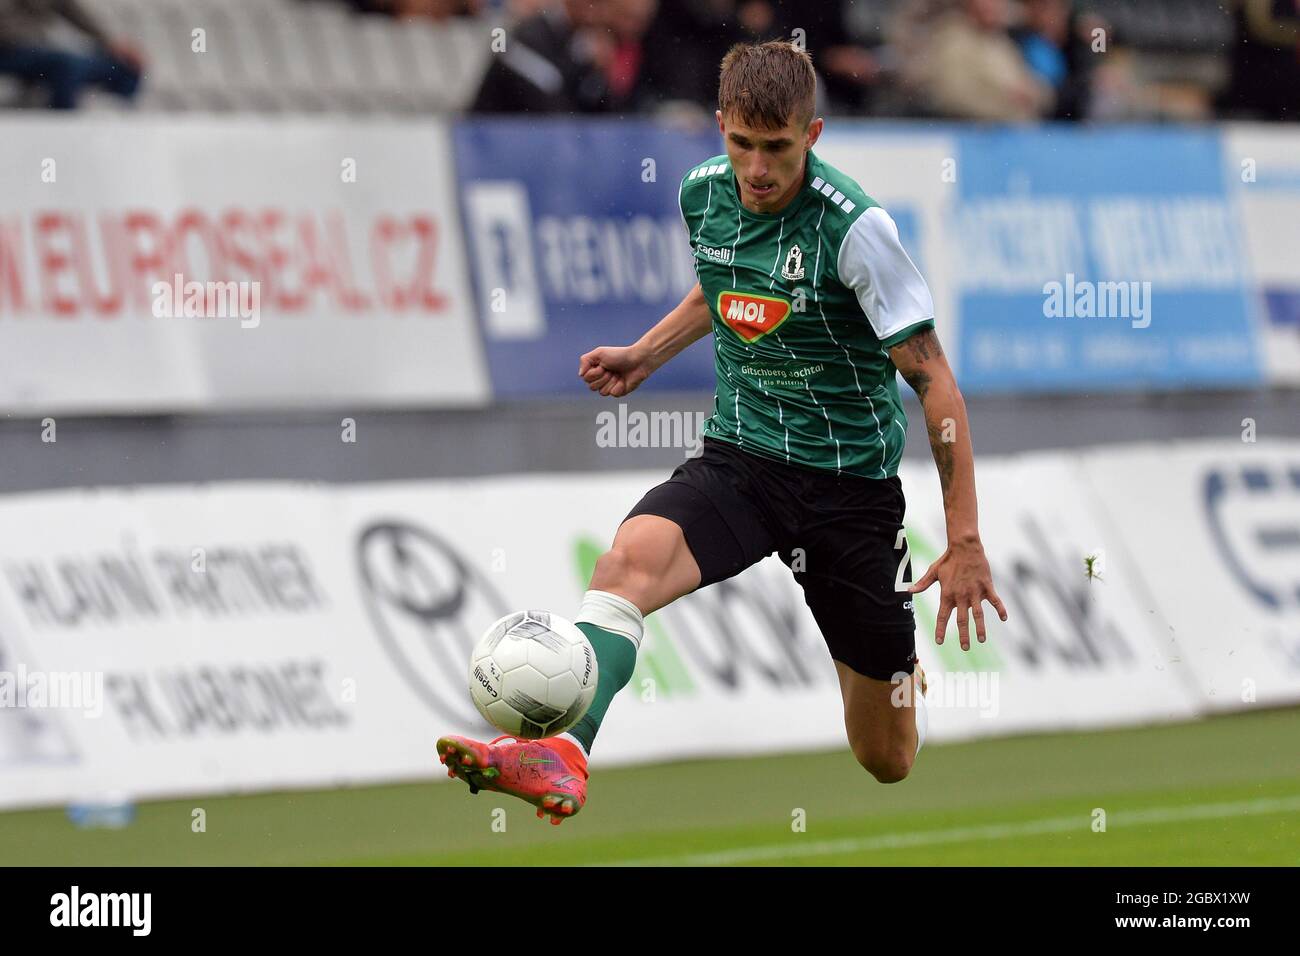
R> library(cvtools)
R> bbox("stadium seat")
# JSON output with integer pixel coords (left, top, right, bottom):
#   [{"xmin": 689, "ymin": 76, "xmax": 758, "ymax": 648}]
[
  {"xmin": 14, "ymin": 0, "xmax": 486, "ymax": 114},
  {"xmin": 440, "ymin": 16, "xmax": 493, "ymax": 111},
  {"xmin": 259, "ymin": 5, "xmax": 333, "ymax": 112},
  {"xmin": 356, "ymin": 14, "xmax": 424, "ymax": 115},
  {"xmin": 300, "ymin": 3, "xmax": 381, "ymax": 114},
  {"xmin": 403, "ymin": 18, "xmax": 459, "ymax": 113}
]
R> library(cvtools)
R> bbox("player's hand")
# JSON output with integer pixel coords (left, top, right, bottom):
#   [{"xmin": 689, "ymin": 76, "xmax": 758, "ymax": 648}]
[
  {"xmin": 578, "ymin": 345, "xmax": 654, "ymax": 397},
  {"xmin": 909, "ymin": 538, "xmax": 1007, "ymax": 650}
]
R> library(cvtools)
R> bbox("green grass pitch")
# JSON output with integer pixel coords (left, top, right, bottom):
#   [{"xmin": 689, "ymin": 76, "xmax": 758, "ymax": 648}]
[{"xmin": 2, "ymin": 708, "xmax": 1297, "ymax": 866}]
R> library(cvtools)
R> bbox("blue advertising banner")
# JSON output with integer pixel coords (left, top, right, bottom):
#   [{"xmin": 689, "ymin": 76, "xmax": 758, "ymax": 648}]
[
  {"xmin": 1224, "ymin": 125, "xmax": 1300, "ymax": 385},
  {"xmin": 453, "ymin": 119, "xmax": 720, "ymax": 397},
  {"xmin": 951, "ymin": 127, "xmax": 1264, "ymax": 392},
  {"xmin": 454, "ymin": 120, "xmax": 1269, "ymax": 398}
]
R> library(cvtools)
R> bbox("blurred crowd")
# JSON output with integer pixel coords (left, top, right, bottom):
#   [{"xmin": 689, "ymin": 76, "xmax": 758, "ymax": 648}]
[
  {"xmin": 467, "ymin": 0, "xmax": 1300, "ymax": 122},
  {"xmin": 0, "ymin": 0, "xmax": 143, "ymax": 108},
  {"xmin": 0, "ymin": 0, "xmax": 1295, "ymax": 119}
]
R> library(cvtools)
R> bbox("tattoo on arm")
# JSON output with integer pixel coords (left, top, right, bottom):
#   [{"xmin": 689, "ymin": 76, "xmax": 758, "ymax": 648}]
[
  {"xmin": 897, "ymin": 329, "xmax": 943, "ymax": 401},
  {"xmin": 891, "ymin": 328, "xmax": 954, "ymax": 493},
  {"xmin": 897, "ymin": 330, "xmax": 954, "ymax": 495},
  {"xmin": 927, "ymin": 416, "xmax": 955, "ymax": 497},
  {"xmin": 902, "ymin": 328, "xmax": 943, "ymax": 364},
  {"xmin": 903, "ymin": 369, "xmax": 932, "ymax": 401}
]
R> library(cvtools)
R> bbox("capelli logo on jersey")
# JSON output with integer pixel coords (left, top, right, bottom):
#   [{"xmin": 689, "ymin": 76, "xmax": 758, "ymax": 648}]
[
  {"xmin": 717, "ymin": 290, "xmax": 792, "ymax": 343},
  {"xmin": 697, "ymin": 244, "xmax": 734, "ymax": 265}
]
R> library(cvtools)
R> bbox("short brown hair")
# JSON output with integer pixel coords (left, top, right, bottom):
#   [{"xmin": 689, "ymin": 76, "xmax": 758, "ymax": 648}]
[{"xmin": 718, "ymin": 41, "xmax": 817, "ymax": 130}]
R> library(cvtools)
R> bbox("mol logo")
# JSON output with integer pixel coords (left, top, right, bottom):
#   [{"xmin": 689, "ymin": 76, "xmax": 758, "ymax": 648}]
[{"xmin": 718, "ymin": 290, "xmax": 792, "ymax": 343}]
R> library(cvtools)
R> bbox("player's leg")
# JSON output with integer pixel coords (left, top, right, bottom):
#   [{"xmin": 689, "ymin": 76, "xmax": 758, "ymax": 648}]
[
  {"xmin": 564, "ymin": 444, "xmax": 779, "ymax": 755},
  {"xmin": 834, "ymin": 660, "xmax": 927, "ymax": 784},
  {"xmin": 440, "ymin": 439, "xmax": 776, "ymax": 822},
  {"xmin": 783, "ymin": 474, "xmax": 926, "ymax": 783},
  {"xmin": 437, "ymin": 515, "xmax": 706, "ymax": 824},
  {"xmin": 560, "ymin": 513, "xmax": 703, "ymax": 756},
  {"xmin": 590, "ymin": 514, "xmax": 704, "ymax": 612}
]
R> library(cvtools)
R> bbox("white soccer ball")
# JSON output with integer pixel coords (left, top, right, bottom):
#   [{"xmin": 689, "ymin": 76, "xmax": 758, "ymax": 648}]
[{"xmin": 468, "ymin": 610, "xmax": 598, "ymax": 739}]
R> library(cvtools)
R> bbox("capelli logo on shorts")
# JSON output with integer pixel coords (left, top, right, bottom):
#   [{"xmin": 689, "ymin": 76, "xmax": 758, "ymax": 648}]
[{"xmin": 50, "ymin": 886, "xmax": 151, "ymax": 936}]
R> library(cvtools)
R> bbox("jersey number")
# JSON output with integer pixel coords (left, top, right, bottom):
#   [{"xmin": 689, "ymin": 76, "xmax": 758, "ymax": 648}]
[{"xmin": 893, "ymin": 529, "xmax": 912, "ymax": 592}]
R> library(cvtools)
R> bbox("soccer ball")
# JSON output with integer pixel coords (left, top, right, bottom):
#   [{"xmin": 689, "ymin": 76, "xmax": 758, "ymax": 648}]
[{"xmin": 468, "ymin": 610, "xmax": 598, "ymax": 739}]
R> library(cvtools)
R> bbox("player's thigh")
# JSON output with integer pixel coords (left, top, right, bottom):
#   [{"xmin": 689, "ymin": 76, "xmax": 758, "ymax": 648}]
[
  {"xmin": 835, "ymin": 660, "xmax": 918, "ymax": 779},
  {"xmin": 805, "ymin": 577, "xmax": 918, "ymax": 769},
  {"xmin": 589, "ymin": 513, "xmax": 702, "ymax": 614},
  {"xmin": 784, "ymin": 474, "xmax": 918, "ymax": 769},
  {"xmin": 784, "ymin": 476, "xmax": 917, "ymax": 680},
  {"xmin": 593, "ymin": 445, "xmax": 777, "ymax": 615}
]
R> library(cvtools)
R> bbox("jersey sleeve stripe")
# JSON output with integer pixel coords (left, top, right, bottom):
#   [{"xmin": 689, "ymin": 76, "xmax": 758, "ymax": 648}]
[{"xmin": 879, "ymin": 317, "xmax": 937, "ymax": 349}]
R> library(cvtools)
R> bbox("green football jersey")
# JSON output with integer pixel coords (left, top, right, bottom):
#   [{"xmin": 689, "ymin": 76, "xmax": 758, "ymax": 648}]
[{"xmin": 679, "ymin": 150, "xmax": 935, "ymax": 479}]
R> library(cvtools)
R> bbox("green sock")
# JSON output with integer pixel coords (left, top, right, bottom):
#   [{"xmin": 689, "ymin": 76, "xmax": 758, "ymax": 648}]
[{"xmin": 567, "ymin": 621, "xmax": 639, "ymax": 753}]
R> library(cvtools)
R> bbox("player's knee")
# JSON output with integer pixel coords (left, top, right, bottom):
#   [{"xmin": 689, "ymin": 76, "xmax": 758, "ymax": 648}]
[
  {"xmin": 852, "ymin": 742, "xmax": 913, "ymax": 784},
  {"xmin": 590, "ymin": 546, "xmax": 653, "ymax": 596}
]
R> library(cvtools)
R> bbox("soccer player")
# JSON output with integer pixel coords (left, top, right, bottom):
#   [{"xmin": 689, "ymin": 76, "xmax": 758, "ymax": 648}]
[{"xmin": 438, "ymin": 40, "xmax": 1007, "ymax": 824}]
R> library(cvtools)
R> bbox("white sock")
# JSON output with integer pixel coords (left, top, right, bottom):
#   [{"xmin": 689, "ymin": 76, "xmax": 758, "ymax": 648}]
[
  {"xmin": 574, "ymin": 589, "xmax": 645, "ymax": 648},
  {"xmin": 913, "ymin": 684, "xmax": 929, "ymax": 759}
]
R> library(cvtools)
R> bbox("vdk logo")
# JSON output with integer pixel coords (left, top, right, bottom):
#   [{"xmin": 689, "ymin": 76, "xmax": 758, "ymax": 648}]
[{"xmin": 718, "ymin": 290, "xmax": 792, "ymax": 342}]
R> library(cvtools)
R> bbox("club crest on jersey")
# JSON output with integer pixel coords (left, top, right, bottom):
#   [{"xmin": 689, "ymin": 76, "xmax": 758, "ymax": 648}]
[
  {"xmin": 780, "ymin": 244, "xmax": 806, "ymax": 281},
  {"xmin": 717, "ymin": 290, "xmax": 792, "ymax": 342}
]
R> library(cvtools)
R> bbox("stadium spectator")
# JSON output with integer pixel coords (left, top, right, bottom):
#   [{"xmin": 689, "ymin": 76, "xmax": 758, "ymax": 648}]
[
  {"xmin": 0, "ymin": 0, "xmax": 144, "ymax": 109},
  {"xmin": 638, "ymin": 0, "xmax": 740, "ymax": 110},
  {"xmin": 503, "ymin": 0, "xmax": 548, "ymax": 16},
  {"xmin": 1218, "ymin": 0, "xmax": 1300, "ymax": 121},
  {"xmin": 898, "ymin": 0, "xmax": 1053, "ymax": 122},
  {"xmin": 596, "ymin": 0, "xmax": 659, "ymax": 108},
  {"xmin": 395, "ymin": 0, "xmax": 486, "ymax": 18},
  {"xmin": 472, "ymin": 0, "xmax": 661, "ymax": 114},
  {"xmin": 1014, "ymin": 0, "xmax": 1068, "ymax": 90},
  {"xmin": 1011, "ymin": 0, "xmax": 1102, "ymax": 120},
  {"xmin": 345, "ymin": 0, "xmax": 486, "ymax": 18},
  {"xmin": 781, "ymin": 1, "xmax": 883, "ymax": 114},
  {"xmin": 345, "ymin": 0, "xmax": 399, "ymax": 13},
  {"xmin": 640, "ymin": 1, "xmax": 809, "ymax": 115},
  {"xmin": 471, "ymin": 0, "xmax": 611, "ymax": 112}
]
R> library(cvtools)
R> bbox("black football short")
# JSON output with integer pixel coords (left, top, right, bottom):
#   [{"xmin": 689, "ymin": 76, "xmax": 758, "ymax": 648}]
[{"xmin": 625, "ymin": 437, "xmax": 917, "ymax": 681}]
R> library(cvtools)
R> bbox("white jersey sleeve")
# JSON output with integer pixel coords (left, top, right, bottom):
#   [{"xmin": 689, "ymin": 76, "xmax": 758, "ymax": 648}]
[{"xmin": 836, "ymin": 206, "xmax": 935, "ymax": 346}]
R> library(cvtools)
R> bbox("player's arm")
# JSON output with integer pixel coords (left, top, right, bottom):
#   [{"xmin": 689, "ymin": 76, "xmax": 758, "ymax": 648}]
[
  {"xmin": 579, "ymin": 282, "xmax": 712, "ymax": 397},
  {"xmin": 890, "ymin": 329, "xmax": 1007, "ymax": 649},
  {"xmin": 838, "ymin": 204, "xmax": 1006, "ymax": 648}
]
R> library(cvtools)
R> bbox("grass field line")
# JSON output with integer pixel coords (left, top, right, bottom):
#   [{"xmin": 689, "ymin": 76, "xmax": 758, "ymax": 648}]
[{"xmin": 601, "ymin": 794, "xmax": 1300, "ymax": 867}]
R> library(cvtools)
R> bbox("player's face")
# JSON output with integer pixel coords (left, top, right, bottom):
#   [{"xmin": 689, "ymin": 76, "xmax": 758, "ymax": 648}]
[{"xmin": 717, "ymin": 111, "xmax": 824, "ymax": 214}]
